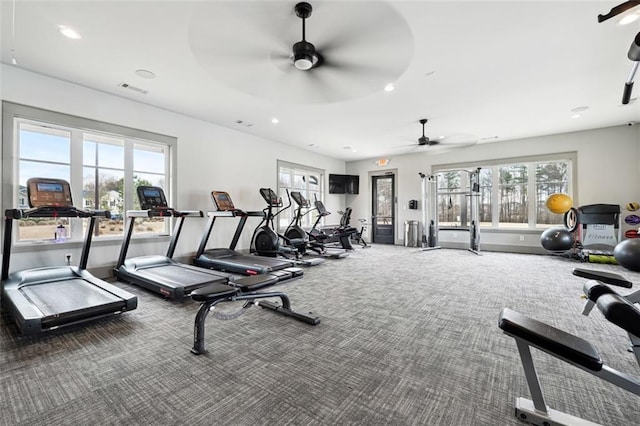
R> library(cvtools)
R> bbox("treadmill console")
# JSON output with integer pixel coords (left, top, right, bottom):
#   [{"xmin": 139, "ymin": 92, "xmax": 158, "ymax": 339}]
[
  {"xmin": 259, "ymin": 188, "xmax": 282, "ymax": 207},
  {"xmin": 290, "ymin": 191, "xmax": 311, "ymax": 208},
  {"xmin": 137, "ymin": 186, "xmax": 168, "ymax": 210},
  {"xmin": 27, "ymin": 178, "xmax": 73, "ymax": 208},
  {"xmin": 211, "ymin": 191, "xmax": 236, "ymax": 211}
]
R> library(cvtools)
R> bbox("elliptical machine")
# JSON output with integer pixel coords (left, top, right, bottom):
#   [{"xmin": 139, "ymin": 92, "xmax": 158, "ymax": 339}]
[{"xmin": 252, "ymin": 188, "xmax": 323, "ymax": 265}]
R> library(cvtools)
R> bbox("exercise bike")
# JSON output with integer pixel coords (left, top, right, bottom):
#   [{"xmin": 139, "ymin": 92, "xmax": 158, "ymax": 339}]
[
  {"xmin": 286, "ymin": 191, "xmax": 349, "ymax": 259},
  {"xmin": 251, "ymin": 188, "xmax": 323, "ymax": 266},
  {"xmin": 308, "ymin": 196, "xmax": 358, "ymax": 250},
  {"xmin": 338, "ymin": 208, "xmax": 370, "ymax": 248}
]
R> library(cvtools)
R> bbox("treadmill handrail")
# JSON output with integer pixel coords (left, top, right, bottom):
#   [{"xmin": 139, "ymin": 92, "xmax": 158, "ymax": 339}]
[
  {"xmin": 206, "ymin": 210, "xmax": 264, "ymax": 218},
  {"xmin": 5, "ymin": 206, "xmax": 100, "ymax": 219},
  {"xmin": 175, "ymin": 210, "xmax": 204, "ymax": 218},
  {"xmin": 127, "ymin": 208, "xmax": 203, "ymax": 218}
]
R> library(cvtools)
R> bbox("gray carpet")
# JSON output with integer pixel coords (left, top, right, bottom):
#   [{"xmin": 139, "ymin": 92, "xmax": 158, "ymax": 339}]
[{"xmin": 1, "ymin": 245, "xmax": 640, "ymax": 425}]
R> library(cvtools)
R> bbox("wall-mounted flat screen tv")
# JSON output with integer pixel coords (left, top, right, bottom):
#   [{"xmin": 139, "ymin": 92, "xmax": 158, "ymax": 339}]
[{"xmin": 329, "ymin": 174, "xmax": 360, "ymax": 194}]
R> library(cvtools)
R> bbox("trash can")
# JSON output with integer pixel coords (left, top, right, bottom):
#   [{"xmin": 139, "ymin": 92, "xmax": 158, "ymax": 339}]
[{"xmin": 404, "ymin": 220, "xmax": 419, "ymax": 247}]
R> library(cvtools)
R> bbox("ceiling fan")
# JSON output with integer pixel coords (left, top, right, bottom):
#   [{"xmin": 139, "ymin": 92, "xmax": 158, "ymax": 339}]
[
  {"xmin": 187, "ymin": 1, "xmax": 414, "ymax": 103},
  {"xmin": 416, "ymin": 119, "xmax": 439, "ymax": 147},
  {"xmin": 401, "ymin": 118, "xmax": 478, "ymax": 153},
  {"xmin": 292, "ymin": 2, "xmax": 320, "ymax": 71}
]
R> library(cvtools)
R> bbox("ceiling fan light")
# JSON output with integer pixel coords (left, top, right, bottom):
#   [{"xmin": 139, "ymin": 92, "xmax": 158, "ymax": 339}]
[{"xmin": 294, "ymin": 55, "xmax": 314, "ymax": 70}]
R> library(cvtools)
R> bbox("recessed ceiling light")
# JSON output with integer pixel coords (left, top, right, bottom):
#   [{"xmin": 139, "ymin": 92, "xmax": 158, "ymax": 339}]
[
  {"xmin": 343, "ymin": 146, "xmax": 351, "ymax": 150},
  {"xmin": 619, "ymin": 13, "xmax": 639, "ymax": 25},
  {"xmin": 58, "ymin": 25, "xmax": 81, "ymax": 40},
  {"xmin": 480, "ymin": 136, "xmax": 499, "ymax": 141},
  {"xmin": 384, "ymin": 83, "xmax": 394, "ymax": 92},
  {"xmin": 439, "ymin": 135, "xmax": 445, "ymax": 139},
  {"xmin": 271, "ymin": 118, "xmax": 279, "ymax": 124},
  {"xmin": 570, "ymin": 106, "xmax": 589, "ymax": 112},
  {"xmin": 352, "ymin": 149, "xmax": 357, "ymax": 153},
  {"xmin": 135, "ymin": 69, "xmax": 156, "ymax": 79},
  {"xmin": 571, "ymin": 114, "xmax": 581, "ymax": 119}
]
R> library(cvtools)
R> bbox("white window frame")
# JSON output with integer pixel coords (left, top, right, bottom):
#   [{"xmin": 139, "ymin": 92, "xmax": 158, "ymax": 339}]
[
  {"xmin": 433, "ymin": 152, "xmax": 577, "ymax": 230},
  {"xmin": 276, "ymin": 160, "xmax": 325, "ymax": 233},
  {"xmin": 2, "ymin": 101, "xmax": 177, "ymax": 247}
]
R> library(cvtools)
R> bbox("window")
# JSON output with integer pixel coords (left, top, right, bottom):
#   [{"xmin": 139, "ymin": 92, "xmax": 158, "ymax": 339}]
[
  {"xmin": 434, "ymin": 153, "xmax": 574, "ymax": 229},
  {"xmin": 276, "ymin": 161, "xmax": 324, "ymax": 232},
  {"xmin": 499, "ymin": 164, "xmax": 528, "ymax": 226},
  {"xmin": 3, "ymin": 102, "xmax": 176, "ymax": 244},
  {"xmin": 535, "ymin": 161, "xmax": 569, "ymax": 226},
  {"xmin": 437, "ymin": 171, "xmax": 462, "ymax": 227}
]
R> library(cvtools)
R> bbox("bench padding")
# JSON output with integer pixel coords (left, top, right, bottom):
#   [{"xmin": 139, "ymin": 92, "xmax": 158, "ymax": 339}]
[
  {"xmin": 499, "ymin": 308, "xmax": 603, "ymax": 371},
  {"xmin": 597, "ymin": 294, "xmax": 640, "ymax": 338},
  {"xmin": 190, "ymin": 283, "xmax": 238, "ymax": 302},
  {"xmin": 232, "ymin": 274, "xmax": 278, "ymax": 292},
  {"xmin": 573, "ymin": 268, "xmax": 632, "ymax": 288},
  {"xmin": 583, "ymin": 281, "xmax": 617, "ymax": 302}
]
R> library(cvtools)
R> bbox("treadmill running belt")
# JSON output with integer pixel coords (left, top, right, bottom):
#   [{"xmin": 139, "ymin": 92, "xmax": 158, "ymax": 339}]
[
  {"xmin": 134, "ymin": 265, "xmax": 226, "ymax": 286},
  {"xmin": 21, "ymin": 279, "xmax": 122, "ymax": 317}
]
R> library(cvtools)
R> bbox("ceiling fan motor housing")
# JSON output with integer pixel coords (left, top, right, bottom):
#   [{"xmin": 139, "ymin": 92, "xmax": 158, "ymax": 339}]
[{"xmin": 293, "ymin": 40, "xmax": 318, "ymax": 70}]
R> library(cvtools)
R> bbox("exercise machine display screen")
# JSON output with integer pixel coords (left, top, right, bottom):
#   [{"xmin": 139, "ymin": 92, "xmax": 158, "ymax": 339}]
[
  {"xmin": 211, "ymin": 191, "xmax": 236, "ymax": 211},
  {"xmin": 27, "ymin": 178, "xmax": 73, "ymax": 207},
  {"xmin": 259, "ymin": 188, "xmax": 282, "ymax": 207},
  {"xmin": 290, "ymin": 191, "xmax": 310, "ymax": 208},
  {"xmin": 137, "ymin": 186, "xmax": 168, "ymax": 210}
]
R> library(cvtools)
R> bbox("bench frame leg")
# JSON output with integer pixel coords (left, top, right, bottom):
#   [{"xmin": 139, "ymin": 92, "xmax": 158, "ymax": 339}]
[
  {"xmin": 191, "ymin": 292, "xmax": 319, "ymax": 355},
  {"xmin": 515, "ymin": 338, "xmax": 602, "ymax": 425}
]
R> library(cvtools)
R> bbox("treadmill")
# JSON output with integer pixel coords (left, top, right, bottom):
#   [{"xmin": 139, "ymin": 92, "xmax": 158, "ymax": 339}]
[
  {"xmin": 114, "ymin": 186, "xmax": 233, "ymax": 299},
  {"xmin": 193, "ymin": 191, "xmax": 301, "ymax": 278},
  {"xmin": 1, "ymin": 178, "xmax": 137, "ymax": 337}
]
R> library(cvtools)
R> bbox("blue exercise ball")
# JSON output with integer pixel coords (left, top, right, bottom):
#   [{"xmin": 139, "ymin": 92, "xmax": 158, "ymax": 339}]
[
  {"xmin": 540, "ymin": 227, "xmax": 574, "ymax": 253},
  {"xmin": 614, "ymin": 239, "xmax": 640, "ymax": 272}
]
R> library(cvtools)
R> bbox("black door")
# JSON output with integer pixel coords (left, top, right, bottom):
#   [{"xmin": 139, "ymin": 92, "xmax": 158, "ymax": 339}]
[{"xmin": 372, "ymin": 174, "xmax": 395, "ymax": 244}]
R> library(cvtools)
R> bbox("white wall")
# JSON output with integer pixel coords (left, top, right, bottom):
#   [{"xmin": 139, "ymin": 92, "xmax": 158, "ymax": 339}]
[
  {"xmin": 346, "ymin": 125, "xmax": 640, "ymax": 251},
  {"xmin": 0, "ymin": 65, "xmax": 346, "ymax": 274}
]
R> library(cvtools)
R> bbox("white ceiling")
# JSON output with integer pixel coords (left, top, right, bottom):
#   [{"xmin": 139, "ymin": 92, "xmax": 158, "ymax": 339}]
[{"xmin": 1, "ymin": 1, "xmax": 639, "ymax": 161}]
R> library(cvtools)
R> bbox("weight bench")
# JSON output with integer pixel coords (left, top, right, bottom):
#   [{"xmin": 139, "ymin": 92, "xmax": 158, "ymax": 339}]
[
  {"xmin": 190, "ymin": 273, "xmax": 320, "ymax": 355},
  {"xmin": 572, "ymin": 268, "xmax": 637, "ymax": 315},
  {"xmin": 498, "ymin": 297, "xmax": 640, "ymax": 425}
]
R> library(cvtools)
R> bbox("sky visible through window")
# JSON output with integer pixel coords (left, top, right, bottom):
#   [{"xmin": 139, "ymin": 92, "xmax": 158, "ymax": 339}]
[{"xmin": 19, "ymin": 129, "xmax": 164, "ymax": 186}]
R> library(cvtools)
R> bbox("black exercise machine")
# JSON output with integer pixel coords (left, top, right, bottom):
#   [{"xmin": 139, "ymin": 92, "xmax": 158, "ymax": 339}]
[
  {"xmin": 190, "ymin": 276, "xmax": 320, "ymax": 355},
  {"xmin": 2, "ymin": 178, "xmax": 137, "ymax": 336},
  {"xmin": 309, "ymin": 197, "xmax": 358, "ymax": 250},
  {"xmin": 337, "ymin": 207, "xmax": 370, "ymax": 248},
  {"xmin": 193, "ymin": 191, "xmax": 304, "ymax": 278},
  {"xmin": 286, "ymin": 191, "xmax": 348, "ymax": 258},
  {"xmin": 573, "ymin": 267, "xmax": 635, "ymax": 316},
  {"xmin": 114, "ymin": 186, "xmax": 234, "ymax": 299},
  {"xmin": 498, "ymin": 297, "xmax": 640, "ymax": 425},
  {"xmin": 563, "ymin": 204, "xmax": 621, "ymax": 262},
  {"xmin": 252, "ymin": 188, "xmax": 323, "ymax": 265}
]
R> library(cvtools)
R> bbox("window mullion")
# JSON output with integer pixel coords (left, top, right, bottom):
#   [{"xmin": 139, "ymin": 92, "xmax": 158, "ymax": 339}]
[
  {"xmin": 528, "ymin": 163, "xmax": 535, "ymax": 229},
  {"xmin": 124, "ymin": 139, "xmax": 134, "ymax": 212},
  {"xmin": 491, "ymin": 166, "xmax": 499, "ymax": 227},
  {"xmin": 70, "ymin": 129, "xmax": 84, "ymax": 240}
]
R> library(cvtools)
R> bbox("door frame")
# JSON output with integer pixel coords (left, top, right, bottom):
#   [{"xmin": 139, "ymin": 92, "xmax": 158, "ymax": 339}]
[{"xmin": 368, "ymin": 169, "xmax": 398, "ymax": 245}]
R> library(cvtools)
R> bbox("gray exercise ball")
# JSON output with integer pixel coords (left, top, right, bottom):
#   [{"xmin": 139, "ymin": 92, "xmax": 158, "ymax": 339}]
[
  {"xmin": 540, "ymin": 227, "xmax": 574, "ymax": 253},
  {"xmin": 614, "ymin": 239, "xmax": 640, "ymax": 272}
]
